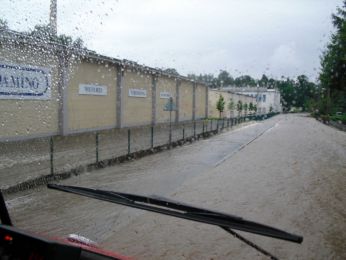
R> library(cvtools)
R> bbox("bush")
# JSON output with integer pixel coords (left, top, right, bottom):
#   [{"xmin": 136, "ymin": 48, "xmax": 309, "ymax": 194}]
[
  {"xmin": 330, "ymin": 114, "xmax": 346, "ymax": 124},
  {"xmin": 320, "ymin": 114, "xmax": 330, "ymax": 123}
]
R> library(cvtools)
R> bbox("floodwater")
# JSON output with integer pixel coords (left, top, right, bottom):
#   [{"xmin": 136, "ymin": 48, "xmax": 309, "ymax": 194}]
[{"xmin": 4, "ymin": 114, "xmax": 346, "ymax": 259}]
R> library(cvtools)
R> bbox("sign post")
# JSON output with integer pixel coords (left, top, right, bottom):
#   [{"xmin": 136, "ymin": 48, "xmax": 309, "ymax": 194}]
[{"xmin": 164, "ymin": 97, "xmax": 177, "ymax": 147}]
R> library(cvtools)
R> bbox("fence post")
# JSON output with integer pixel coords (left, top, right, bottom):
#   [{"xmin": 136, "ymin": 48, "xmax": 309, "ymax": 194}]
[
  {"xmin": 95, "ymin": 132, "xmax": 99, "ymax": 163},
  {"xmin": 169, "ymin": 119, "xmax": 172, "ymax": 148},
  {"xmin": 151, "ymin": 126, "xmax": 154, "ymax": 149},
  {"xmin": 127, "ymin": 129, "xmax": 131, "ymax": 155},
  {"xmin": 194, "ymin": 121, "xmax": 196, "ymax": 138},
  {"xmin": 50, "ymin": 136, "xmax": 54, "ymax": 175},
  {"xmin": 182, "ymin": 124, "xmax": 185, "ymax": 140}
]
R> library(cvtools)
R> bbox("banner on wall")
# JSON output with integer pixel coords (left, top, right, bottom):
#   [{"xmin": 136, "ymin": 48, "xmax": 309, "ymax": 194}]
[
  {"xmin": 128, "ymin": 88, "xmax": 147, "ymax": 98},
  {"xmin": 0, "ymin": 63, "xmax": 51, "ymax": 100},
  {"xmin": 160, "ymin": 92, "xmax": 171, "ymax": 99},
  {"xmin": 79, "ymin": 84, "xmax": 108, "ymax": 96}
]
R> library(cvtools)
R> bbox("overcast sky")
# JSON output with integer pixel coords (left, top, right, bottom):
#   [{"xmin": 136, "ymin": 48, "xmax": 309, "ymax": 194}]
[{"xmin": 0, "ymin": 0, "xmax": 342, "ymax": 81}]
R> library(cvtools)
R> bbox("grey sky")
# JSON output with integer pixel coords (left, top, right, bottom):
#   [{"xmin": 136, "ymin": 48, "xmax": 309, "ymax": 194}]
[{"xmin": 0, "ymin": 0, "xmax": 342, "ymax": 81}]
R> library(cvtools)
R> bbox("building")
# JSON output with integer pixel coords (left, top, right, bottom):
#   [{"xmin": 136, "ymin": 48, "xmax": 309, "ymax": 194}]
[
  {"xmin": 221, "ymin": 87, "xmax": 282, "ymax": 114},
  {"xmin": 0, "ymin": 29, "xmax": 208, "ymax": 141},
  {"xmin": 208, "ymin": 89, "xmax": 256, "ymax": 118}
]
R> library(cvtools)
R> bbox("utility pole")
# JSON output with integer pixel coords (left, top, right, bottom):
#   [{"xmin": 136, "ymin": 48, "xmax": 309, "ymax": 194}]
[{"xmin": 49, "ymin": 0, "xmax": 57, "ymax": 36}]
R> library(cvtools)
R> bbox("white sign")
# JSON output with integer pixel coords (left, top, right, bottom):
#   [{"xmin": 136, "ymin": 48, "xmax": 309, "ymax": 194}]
[
  {"xmin": 160, "ymin": 92, "xmax": 172, "ymax": 99},
  {"xmin": 0, "ymin": 63, "xmax": 51, "ymax": 100},
  {"xmin": 129, "ymin": 88, "xmax": 147, "ymax": 98},
  {"xmin": 79, "ymin": 84, "xmax": 107, "ymax": 96}
]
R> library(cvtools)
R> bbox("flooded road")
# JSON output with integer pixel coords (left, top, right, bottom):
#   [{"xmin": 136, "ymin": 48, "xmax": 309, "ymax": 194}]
[{"xmin": 5, "ymin": 114, "xmax": 346, "ymax": 259}]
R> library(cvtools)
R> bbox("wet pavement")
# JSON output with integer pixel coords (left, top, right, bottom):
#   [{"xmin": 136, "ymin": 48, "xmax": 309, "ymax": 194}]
[{"xmin": 4, "ymin": 114, "xmax": 346, "ymax": 259}]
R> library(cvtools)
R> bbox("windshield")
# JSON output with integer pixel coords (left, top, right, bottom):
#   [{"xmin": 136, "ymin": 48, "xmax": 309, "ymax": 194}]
[{"xmin": 1, "ymin": 1, "xmax": 345, "ymax": 259}]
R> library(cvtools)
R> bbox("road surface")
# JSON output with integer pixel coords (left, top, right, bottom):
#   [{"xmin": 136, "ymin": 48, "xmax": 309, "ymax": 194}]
[{"xmin": 5, "ymin": 114, "xmax": 346, "ymax": 259}]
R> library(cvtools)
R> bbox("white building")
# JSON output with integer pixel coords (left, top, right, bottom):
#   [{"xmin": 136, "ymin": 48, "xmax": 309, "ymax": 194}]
[{"xmin": 221, "ymin": 87, "xmax": 282, "ymax": 114}]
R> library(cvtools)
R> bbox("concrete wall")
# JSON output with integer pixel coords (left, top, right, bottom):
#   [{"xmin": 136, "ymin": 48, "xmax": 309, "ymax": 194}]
[
  {"xmin": 0, "ymin": 39, "xmax": 209, "ymax": 139},
  {"xmin": 179, "ymin": 80, "xmax": 194, "ymax": 121},
  {"xmin": 156, "ymin": 76, "xmax": 177, "ymax": 123},
  {"xmin": 67, "ymin": 59, "xmax": 117, "ymax": 132},
  {"xmin": 195, "ymin": 84, "xmax": 207, "ymax": 119},
  {"xmin": 0, "ymin": 40, "xmax": 60, "ymax": 141},
  {"xmin": 122, "ymin": 69, "xmax": 153, "ymax": 127},
  {"xmin": 220, "ymin": 87, "xmax": 282, "ymax": 114},
  {"xmin": 208, "ymin": 90, "xmax": 256, "ymax": 118}
]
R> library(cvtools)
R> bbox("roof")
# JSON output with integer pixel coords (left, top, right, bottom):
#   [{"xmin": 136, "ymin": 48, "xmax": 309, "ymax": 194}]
[
  {"xmin": 221, "ymin": 86, "xmax": 279, "ymax": 93},
  {"xmin": 0, "ymin": 28, "xmax": 206, "ymax": 85}
]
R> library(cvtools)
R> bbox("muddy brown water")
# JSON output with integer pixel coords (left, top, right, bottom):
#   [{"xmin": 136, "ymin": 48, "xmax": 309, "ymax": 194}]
[{"xmin": 4, "ymin": 114, "xmax": 346, "ymax": 259}]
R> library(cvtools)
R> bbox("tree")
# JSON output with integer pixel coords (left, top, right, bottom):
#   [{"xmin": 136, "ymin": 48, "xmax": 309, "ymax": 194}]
[
  {"xmin": 72, "ymin": 37, "xmax": 84, "ymax": 48},
  {"xmin": 259, "ymin": 74, "xmax": 269, "ymax": 87},
  {"xmin": 277, "ymin": 78, "xmax": 296, "ymax": 112},
  {"xmin": 253, "ymin": 104, "xmax": 257, "ymax": 114},
  {"xmin": 187, "ymin": 73, "xmax": 218, "ymax": 88},
  {"xmin": 0, "ymin": 18, "xmax": 9, "ymax": 30},
  {"xmin": 237, "ymin": 100, "xmax": 243, "ymax": 116},
  {"xmin": 269, "ymin": 106, "xmax": 273, "ymax": 113},
  {"xmin": 234, "ymin": 75, "xmax": 256, "ymax": 87},
  {"xmin": 228, "ymin": 98, "xmax": 235, "ymax": 117},
  {"xmin": 243, "ymin": 103, "xmax": 248, "ymax": 115},
  {"xmin": 216, "ymin": 94, "xmax": 225, "ymax": 118},
  {"xmin": 30, "ymin": 24, "xmax": 54, "ymax": 41},
  {"xmin": 29, "ymin": 24, "xmax": 85, "ymax": 48},
  {"xmin": 249, "ymin": 102, "xmax": 254, "ymax": 114},
  {"xmin": 217, "ymin": 70, "xmax": 234, "ymax": 87},
  {"xmin": 294, "ymin": 75, "xmax": 317, "ymax": 111},
  {"xmin": 163, "ymin": 68, "xmax": 179, "ymax": 76},
  {"xmin": 319, "ymin": 0, "xmax": 346, "ymax": 113}
]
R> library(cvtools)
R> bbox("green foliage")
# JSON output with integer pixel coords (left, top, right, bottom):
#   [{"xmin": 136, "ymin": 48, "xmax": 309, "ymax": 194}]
[
  {"xmin": 187, "ymin": 73, "xmax": 218, "ymax": 88},
  {"xmin": 163, "ymin": 68, "xmax": 180, "ymax": 76},
  {"xmin": 236, "ymin": 100, "xmax": 243, "ymax": 115},
  {"xmin": 29, "ymin": 24, "xmax": 85, "ymax": 48},
  {"xmin": 330, "ymin": 114, "xmax": 346, "ymax": 124},
  {"xmin": 275, "ymin": 76, "xmax": 318, "ymax": 112},
  {"xmin": 249, "ymin": 102, "xmax": 254, "ymax": 112},
  {"xmin": 0, "ymin": 21, "xmax": 85, "ymax": 49},
  {"xmin": 320, "ymin": 114, "xmax": 330, "ymax": 123},
  {"xmin": 216, "ymin": 94, "xmax": 225, "ymax": 118},
  {"xmin": 243, "ymin": 103, "xmax": 248, "ymax": 113},
  {"xmin": 30, "ymin": 24, "xmax": 54, "ymax": 40},
  {"xmin": 269, "ymin": 106, "xmax": 273, "ymax": 113},
  {"xmin": 0, "ymin": 18, "xmax": 9, "ymax": 29},
  {"xmin": 218, "ymin": 70, "xmax": 234, "ymax": 86},
  {"xmin": 228, "ymin": 98, "xmax": 235, "ymax": 110},
  {"xmin": 319, "ymin": 0, "xmax": 346, "ymax": 113},
  {"xmin": 234, "ymin": 75, "xmax": 256, "ymax": 87},
  {"xmin": 259, "ymin": 74, "xmax": 268, "ymax": 87}
]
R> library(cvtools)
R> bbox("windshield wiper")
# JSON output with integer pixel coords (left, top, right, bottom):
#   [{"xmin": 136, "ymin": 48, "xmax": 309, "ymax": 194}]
[
  {"xmin": 48, "ymin": 184, "xmax": 302, "ymax": 242},
  {"xmin": 48, "ymin": 184, "xmax": 303, "ymax": 259}
]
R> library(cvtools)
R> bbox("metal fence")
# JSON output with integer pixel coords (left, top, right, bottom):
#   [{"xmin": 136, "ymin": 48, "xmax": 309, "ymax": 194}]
[{"xmin": 0, "ymin": 113, "xmax": 279, "ymax": 193}]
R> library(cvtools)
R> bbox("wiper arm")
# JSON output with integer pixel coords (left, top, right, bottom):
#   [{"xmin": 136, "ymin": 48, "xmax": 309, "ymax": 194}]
[{"xmin": 48, "ymin": 184, "xmax": 303, "ymax": 244}]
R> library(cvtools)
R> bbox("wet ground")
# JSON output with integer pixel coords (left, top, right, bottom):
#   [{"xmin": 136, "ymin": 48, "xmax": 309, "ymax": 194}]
[{"xmin": 4, "ymin": 114, "xmax": 346, "ymax": 259}]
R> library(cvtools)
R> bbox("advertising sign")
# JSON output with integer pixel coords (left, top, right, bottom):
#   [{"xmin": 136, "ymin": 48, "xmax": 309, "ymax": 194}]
[
  {"xmin": 160, "ymin": 92, "xmax": 171, "ymax": 99},
  {"xmin": 0, "ymin": 63, "xmax": 51, "ymax": 100},
  {"xmin": 79, "ymin": 84, "xmax": 107, "ymax": 96},
  {"xmin": 128, "ymin": 88, "xmax": 147, "ymax": 98}
]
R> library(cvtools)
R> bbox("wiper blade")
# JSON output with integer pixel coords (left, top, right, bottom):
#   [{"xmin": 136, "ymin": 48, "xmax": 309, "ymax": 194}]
[{"xmin": 48, "ymin": 184, "xmax": 303, "ymax": 244}]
